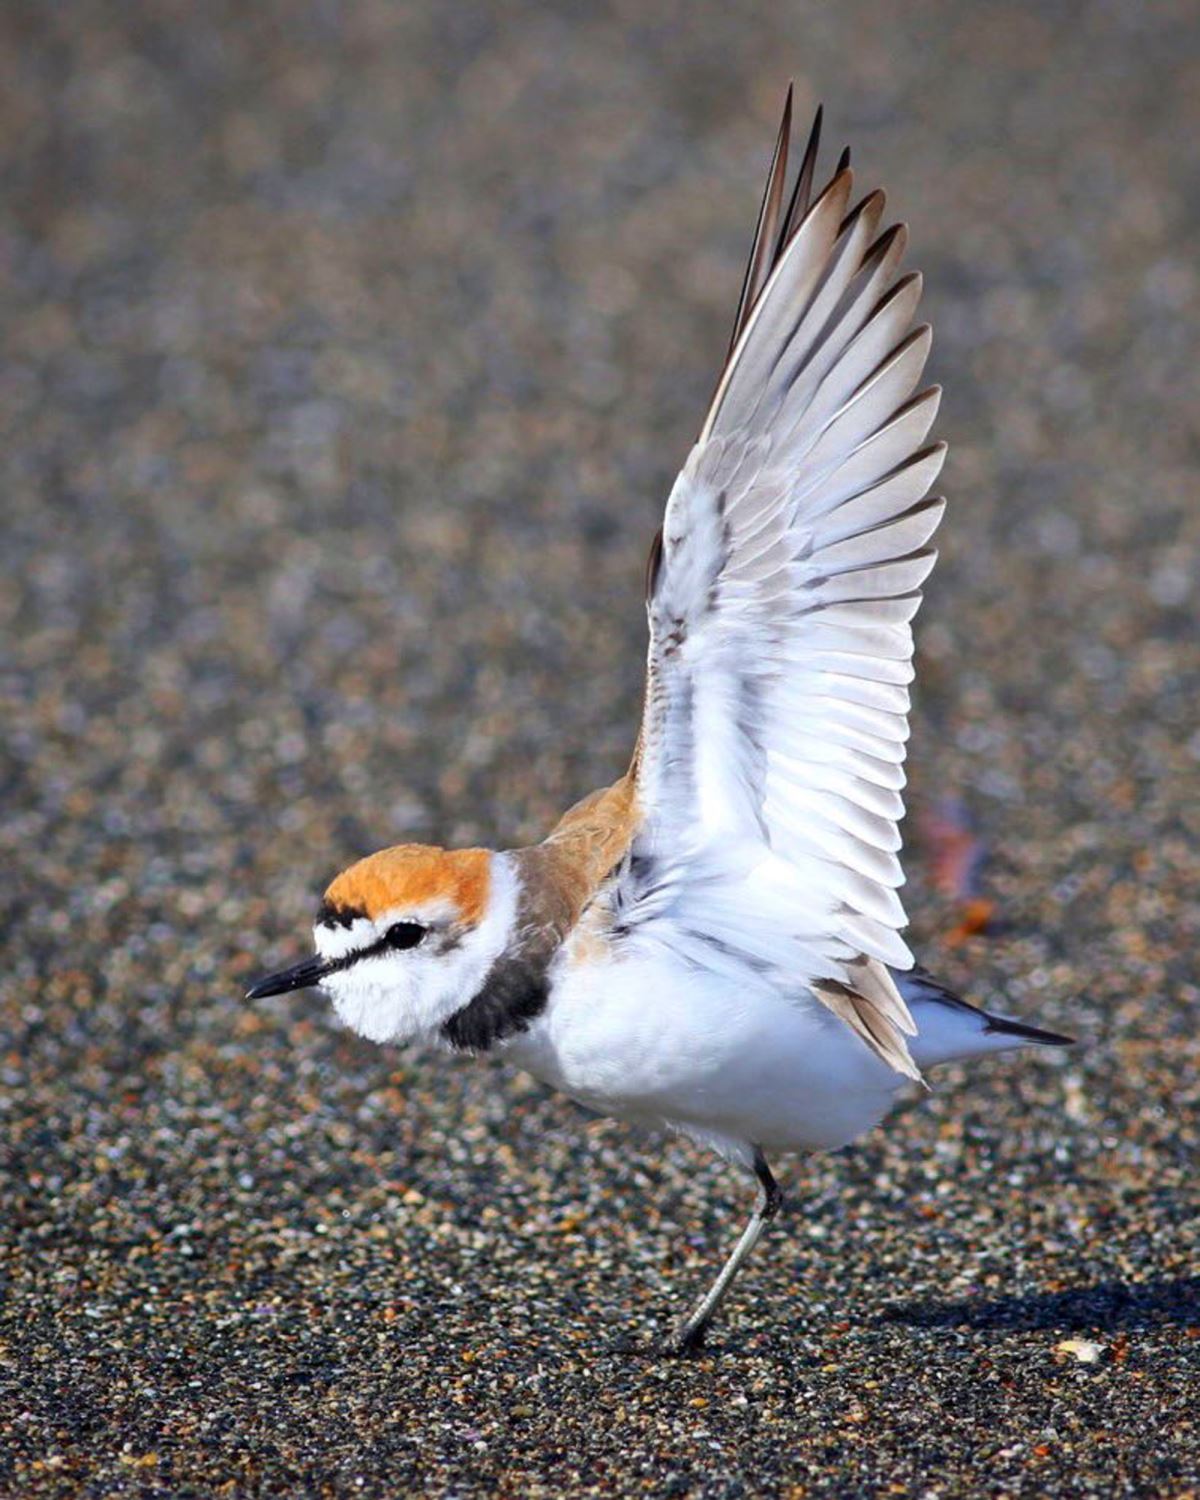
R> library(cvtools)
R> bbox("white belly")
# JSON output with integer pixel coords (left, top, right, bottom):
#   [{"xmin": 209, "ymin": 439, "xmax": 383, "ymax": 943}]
[{"xmin": 503, "ymin": 949, "xmax": 910, "ymax": 1161}]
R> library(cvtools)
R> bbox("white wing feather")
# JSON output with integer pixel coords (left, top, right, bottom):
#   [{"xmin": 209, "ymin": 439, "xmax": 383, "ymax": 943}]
[{"xmin": 623, "ymin": 113, "xmax": 945, "ymax": 1078}]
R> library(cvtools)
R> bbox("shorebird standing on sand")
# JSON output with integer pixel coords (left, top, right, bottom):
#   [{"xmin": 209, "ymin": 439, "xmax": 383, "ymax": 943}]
[{"xmin": 249, "ymin": 91, "xmax": 1072, "ymax": 1355}]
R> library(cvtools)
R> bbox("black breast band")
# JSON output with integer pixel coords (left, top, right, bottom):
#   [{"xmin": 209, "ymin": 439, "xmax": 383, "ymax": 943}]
[{"xmin": 439, "ymin": 948, "xmax": 551, "ymax": 1053}]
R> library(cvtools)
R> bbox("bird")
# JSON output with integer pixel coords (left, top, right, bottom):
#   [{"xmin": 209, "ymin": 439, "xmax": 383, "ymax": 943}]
[{"xmin": 248, "ymin": 89, "xmax": 1074, "ymax": 1355}]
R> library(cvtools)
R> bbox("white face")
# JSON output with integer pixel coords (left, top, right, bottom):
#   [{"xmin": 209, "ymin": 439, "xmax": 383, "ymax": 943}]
[{"xmin": 314, "ymin": 856, "xmax": 517, "ymax": 1045}]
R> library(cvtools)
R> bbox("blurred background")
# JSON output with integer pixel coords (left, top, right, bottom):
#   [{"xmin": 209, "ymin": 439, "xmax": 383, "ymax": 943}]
[{"xmin": 2, "ymin": 1, "xmax": 1197, "ymax": 1494}]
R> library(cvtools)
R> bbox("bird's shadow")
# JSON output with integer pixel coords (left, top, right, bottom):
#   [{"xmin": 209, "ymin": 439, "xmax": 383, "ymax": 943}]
[{"xmin": 879, "ymin": 1276, "xmax": 1198, "ymax": 1333}]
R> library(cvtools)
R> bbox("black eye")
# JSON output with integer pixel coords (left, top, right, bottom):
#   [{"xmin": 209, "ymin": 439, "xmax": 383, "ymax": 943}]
[{"xmin": 383, "ymin": 921, "xmax": 426, "ymax": 951}]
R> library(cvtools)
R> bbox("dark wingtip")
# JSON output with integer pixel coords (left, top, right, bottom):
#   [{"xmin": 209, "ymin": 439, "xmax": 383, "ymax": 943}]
[
  {"xmin": 725, "ymin": 83, "xmax": 795, "ymax": 360},
  {"xmin": 778, "ymin": 101, "xmax": 824, "ymax": 252}
]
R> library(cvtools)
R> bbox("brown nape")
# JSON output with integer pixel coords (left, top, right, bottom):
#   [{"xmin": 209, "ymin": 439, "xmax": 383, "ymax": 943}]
[
  {"xmin": 324, "ymin": 845, "xmax": 491, "ymax": 927},
  {"xmin": 520, "ymin": 774, "xmax": 641, "ymax": 934}
]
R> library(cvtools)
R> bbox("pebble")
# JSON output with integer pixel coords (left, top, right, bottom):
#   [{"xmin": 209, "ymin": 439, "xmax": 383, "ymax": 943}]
[{"xmin": 2, "ymin": 2, "xmax": 1197, "ymax": 1496}]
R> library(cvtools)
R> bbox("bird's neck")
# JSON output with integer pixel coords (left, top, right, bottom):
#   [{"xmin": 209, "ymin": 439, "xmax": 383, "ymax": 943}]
[{"xmin": 437, "ymin": 777, "xmax": 637, "ymax": 1054}]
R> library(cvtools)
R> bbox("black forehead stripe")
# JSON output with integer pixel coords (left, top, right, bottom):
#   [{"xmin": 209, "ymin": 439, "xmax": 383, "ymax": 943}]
[{"xmin": 316, "ymin": 898, "xmax": 367, "ymax": 930}]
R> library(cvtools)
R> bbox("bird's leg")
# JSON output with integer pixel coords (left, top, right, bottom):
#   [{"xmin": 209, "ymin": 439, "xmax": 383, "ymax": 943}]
[{"xmin": 663, "ymin": 1147, "xmax": 783, "ymax": 1356}]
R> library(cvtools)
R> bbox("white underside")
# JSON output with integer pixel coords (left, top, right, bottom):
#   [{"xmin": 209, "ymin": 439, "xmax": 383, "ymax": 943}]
[{"xmin": 503, "ymin": 948, "xmax": 1031, "ymax": 1165}]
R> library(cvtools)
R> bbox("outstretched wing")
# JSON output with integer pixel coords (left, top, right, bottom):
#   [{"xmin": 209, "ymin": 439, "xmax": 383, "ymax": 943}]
[{"xmin": 622, "ymin": 93, "xmax": 946, "ymax": 1079}]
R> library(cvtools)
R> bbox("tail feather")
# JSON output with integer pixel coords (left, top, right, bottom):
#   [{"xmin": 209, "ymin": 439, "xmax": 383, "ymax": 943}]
[
  {"xmin": 981, "ymin": 1009, "xmax": 1075, "ymax": 1048},
  {"xmin": 897, "ymin": 965, "xmax": 1075, "ymax": 1069}
]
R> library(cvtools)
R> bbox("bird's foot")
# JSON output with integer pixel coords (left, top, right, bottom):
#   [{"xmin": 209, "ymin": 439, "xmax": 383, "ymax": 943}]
[{"xmin": 660, "ymin": 1317, "xmax": 710, "ymax": 1358}]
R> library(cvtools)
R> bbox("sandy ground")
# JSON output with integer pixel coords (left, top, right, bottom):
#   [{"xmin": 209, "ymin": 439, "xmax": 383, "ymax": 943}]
[{"xmin": 2, "ymin": 1, "xmax": 1198, "ymax": 1495}]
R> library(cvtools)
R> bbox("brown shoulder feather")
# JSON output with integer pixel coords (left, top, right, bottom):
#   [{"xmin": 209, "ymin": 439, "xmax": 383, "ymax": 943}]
[{"xmin": 510, "ymin": 775, "xmax": 639, "ymax": 947}]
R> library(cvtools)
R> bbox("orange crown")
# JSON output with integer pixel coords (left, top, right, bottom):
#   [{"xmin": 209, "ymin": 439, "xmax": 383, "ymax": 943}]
[{"xmin": 323, "ymin": 845, "xmax": 491, "ymax": 927}]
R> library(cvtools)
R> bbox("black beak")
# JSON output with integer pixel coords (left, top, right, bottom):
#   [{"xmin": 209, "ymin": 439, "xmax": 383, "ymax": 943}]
[{"xmin": 245, "ymin": 956, "xmax": 333, "ymax": 1000}]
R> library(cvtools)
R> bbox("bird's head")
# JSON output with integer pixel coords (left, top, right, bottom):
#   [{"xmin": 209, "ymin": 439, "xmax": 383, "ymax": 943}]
[{"xmin": 247, "ymin": 844, "xmax": 518, "ymax": 1044}]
